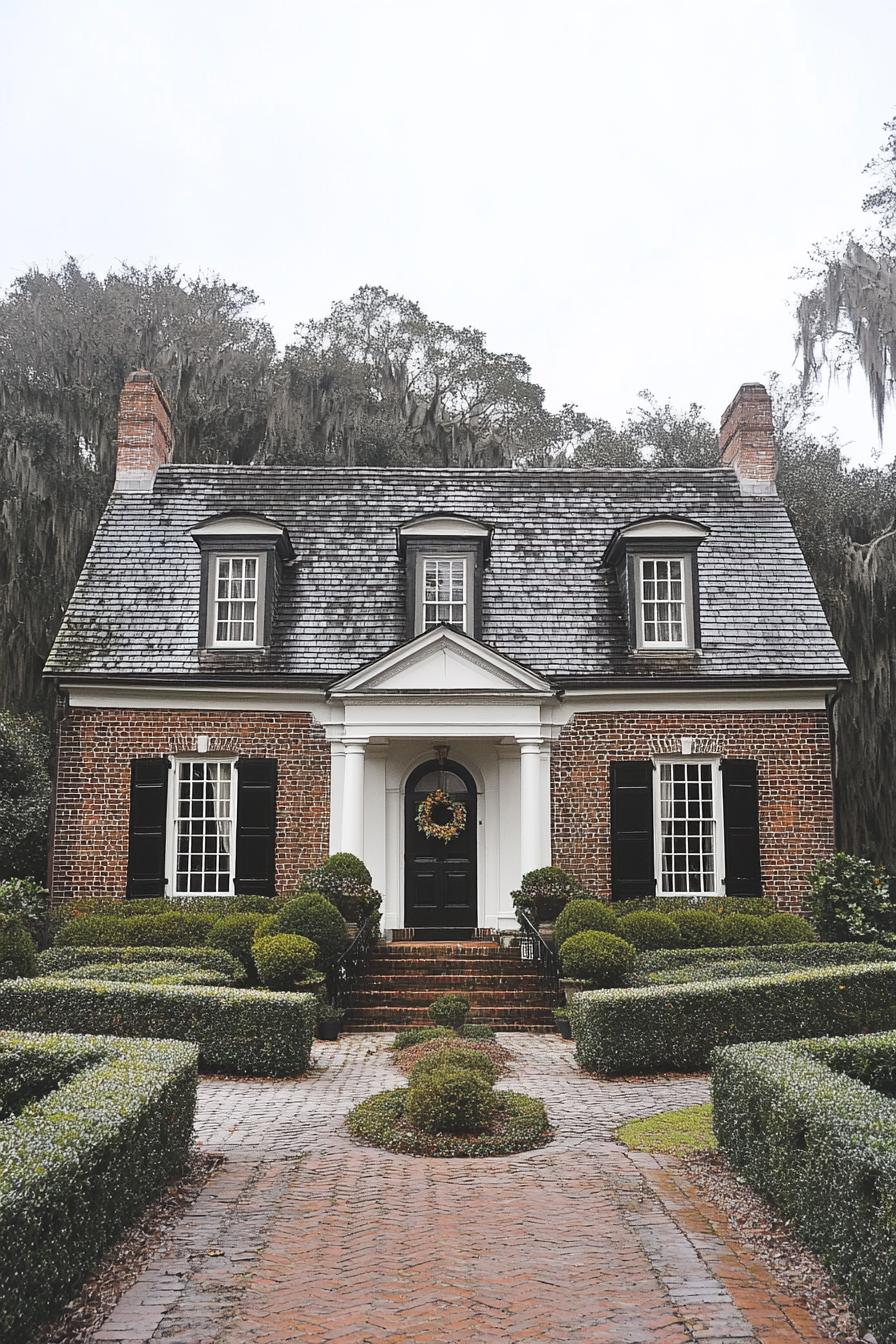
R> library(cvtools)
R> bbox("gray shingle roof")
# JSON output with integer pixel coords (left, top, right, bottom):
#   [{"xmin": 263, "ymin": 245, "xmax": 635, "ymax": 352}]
[{"xmin": 45, "ymin": 465, "xmax": 848, "ymax": 685}]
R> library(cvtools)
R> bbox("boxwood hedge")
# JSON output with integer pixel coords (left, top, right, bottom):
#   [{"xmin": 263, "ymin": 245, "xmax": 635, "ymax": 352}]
[
  {"xmin": 570, "ymin": 962, "xmax": 896, "ymax": 1075},
  {"xmin": 37, "ymin": 944, "xmax": 246, "ymax": 982},
  {"xmin": 55, "ymin": 911, "xmax": 219, "ymax": 948},
  {"xmin": 0, "ymin": 979, "xmax": 317, "ymax": 1076},
  {"xmin": 632, "ymin": 940, "xmax": 896, "ymax": 976},
  {"xmin": 712, "ymin": 1033, "xmax": 896, "ymax": 1344},
  {"xmin": 0, "ymin": 1030, "xmax": 197, "ymax": 1344}
]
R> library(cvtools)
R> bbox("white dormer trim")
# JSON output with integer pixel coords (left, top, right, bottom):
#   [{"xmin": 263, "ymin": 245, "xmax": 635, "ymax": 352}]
[
  {"xmin": 191, "ymin": 513, "xmax": 285, "ymax": 539},
  {"xmin": 329, "ymin": 625, "xmax": 553, "ymax": 696},
  {"xmin": 398, "ymin": 514, "xmax": 491, "ymax": 541},
  {"xmin": 617, "ymin": 516, "xmax": 710, "ymax": 542}
]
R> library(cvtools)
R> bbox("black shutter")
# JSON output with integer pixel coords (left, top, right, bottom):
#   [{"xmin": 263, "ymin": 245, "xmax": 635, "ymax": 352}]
[
  {"xmin": 610, "ymin": 761, "xmax": 655, "ymax": 898},
  {"xmin": 126, "ymin": 757, "xmax": 170, "ymax": 898},
  {"xmin": 722, "ymin": 759, "xmax": 762, "ymax": 896},
  {"xmin": 235, "ymin": 758, "xmax": 277, "ymax": 896}
]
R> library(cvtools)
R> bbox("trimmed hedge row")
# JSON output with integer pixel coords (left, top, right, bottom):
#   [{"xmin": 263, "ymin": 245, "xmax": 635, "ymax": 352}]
[
  {"xmin": 712, "ymin": 1033, "xmax": 896, "ymax": 1344},
  {"xmin": 632, "ymin": 940, "xmax": 896, "ymax": 976},
  {"xmin": 0, "ymin": 1030, "xmax": 197, "ymax": 1344},
  {"xmin": 0, "ymin": 979, "xmax": 317, "ymax": 1076},
  {"xmin": 55, "ymin": 912, "xmax": 219, "ymax": 948},
  {"xmin": 37, "ymin": 945, "xmax": 247, "ymax": 982},
  {"xmin": 570, "ymin": 962, "xmax": 896, "ymax": 1075}
]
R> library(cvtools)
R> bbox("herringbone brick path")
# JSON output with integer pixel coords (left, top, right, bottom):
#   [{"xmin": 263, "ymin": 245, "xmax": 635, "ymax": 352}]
[{"xmin": 91, "ymin": 1035, "xmax": 827, "ymax": 1344}]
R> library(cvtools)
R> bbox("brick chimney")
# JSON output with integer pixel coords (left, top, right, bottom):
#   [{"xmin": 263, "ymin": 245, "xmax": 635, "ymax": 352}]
[
  {"xmin": 719, "ymin": 383, "xmax": 777, "ymax": 495},
  {"xmin": 113, "ymin": 370, "xmax": 173, "ymax": 492}
]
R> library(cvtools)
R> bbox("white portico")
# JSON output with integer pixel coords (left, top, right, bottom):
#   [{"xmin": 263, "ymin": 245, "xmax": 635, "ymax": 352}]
[{"xmin": 326, "ymin": 625, "xmax": 557, "ymax": 933}]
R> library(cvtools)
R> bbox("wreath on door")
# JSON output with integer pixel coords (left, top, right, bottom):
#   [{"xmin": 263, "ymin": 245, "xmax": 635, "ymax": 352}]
[{"xmin": 416, "ymin": 787, "xmax": 467, "ymax": 843}]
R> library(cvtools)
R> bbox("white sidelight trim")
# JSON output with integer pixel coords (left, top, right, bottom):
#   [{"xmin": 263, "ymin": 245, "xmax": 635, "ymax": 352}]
[{"xmin": 340, "ymin": 740, "xmax": 367, "ymax": 860}]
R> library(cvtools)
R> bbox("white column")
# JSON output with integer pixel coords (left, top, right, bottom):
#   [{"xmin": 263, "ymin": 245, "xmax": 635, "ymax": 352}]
[
  {"xmin": 340, "ymin": 739, "xmax": 366, "ymax": 859},
  {"xmin": 519, "ymin": 737, "xmax": 543, "ymax": 877},
  {"xmin": 328, "ymin": 741, "xmax": 345, "ymax": 854}
]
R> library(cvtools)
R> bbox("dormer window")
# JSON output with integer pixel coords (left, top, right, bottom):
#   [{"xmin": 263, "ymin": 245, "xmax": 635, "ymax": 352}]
[
  {"xmin": 191, "ymin": 512, "xmax": 294, "ymax": 655},
  {"xmin": 422, "ymin": 556, "xmax": 468, "ymax": 631},
  {"xmin": 213, "ymin": 554, "xmax": 260, "ymax": 646},
  {"xmin": 602, "ymin": 515, "xmax": 709, "ymax": 655},
  {"xmin": 397, "ymin": 513, "xmax": 492, "ymax": 640}
]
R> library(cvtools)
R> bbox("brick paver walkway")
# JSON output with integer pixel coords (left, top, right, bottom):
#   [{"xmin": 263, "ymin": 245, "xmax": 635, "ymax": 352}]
[{"xmin": 92, "ymin": 1035, "xmax": 827, "ymax": 1344}]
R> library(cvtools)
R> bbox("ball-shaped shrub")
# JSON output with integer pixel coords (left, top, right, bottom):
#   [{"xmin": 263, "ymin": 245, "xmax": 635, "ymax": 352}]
[
  {"xmin": 318, "ymin": 852, "xmax": 372, "ymax": 885},
  {"xmin": 266, "ymin": 893, "xmax": 347, "ymax": 967},
  {"xmin": 616, "ymin": 910, "xmax": 682, "ymax": 950},
  {"xmin": 762, "ymin": 912, "xmax": 817, "ymax": 944},
  {"xmin": 554, "ymin": 899, "xmax": 620, "ymax": 947},
  {"xmin": 252, "ymin": 933, "xmax": 318, "ymax": 989},
  {"xmin": 0, "ymin": 913, "xmax": 37, "ymax": 979},
  {"xmin": 512, "ymin": 866, "xmax": 587, "ymax": 923},
  {"xmin": 559, "ymin": 930, "xmax": 635, "ymax": 986},
  {"xmin": 208, "ymin": 912, "xmax": 266, "ymax": 969},
  {"xmin": 717, "ymin": 913, "xmax": 772, "ymax": 947},
  {"xmin": 428, "ymin": 994, "xmax": 470, "ymax": 1030},
  {"xmin": 404, "ymin": 1066, "xmax": 498, "ymax": 1134},
  {"xmin": 669, "ymin": 908, "xmax": 727, "ymax": 948},
  {"xmin": 408, "ymin": 1047, "xmax": 499, "ymax": 1086}
]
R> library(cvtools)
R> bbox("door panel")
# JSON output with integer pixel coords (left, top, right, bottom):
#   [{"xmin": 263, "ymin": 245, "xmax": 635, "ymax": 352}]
[{"xmin": 404, "ymin": 759, "xmax": 477, "ymax": 932}]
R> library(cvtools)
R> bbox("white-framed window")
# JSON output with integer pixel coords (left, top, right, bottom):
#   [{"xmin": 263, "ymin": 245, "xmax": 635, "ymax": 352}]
[
  {"xmin": 654, "ymin": 758, "xmax": 723, "ymax": 897},
  {"xmin": 422, "ymin": 556, "xmax": 468, "ymax": 631},
  {"xmin": 169, "ymin": 758, "xmax": 236, "ymax": 895},
  {"xmin": 213, "ymin": 554, "xmax": 259, "ymax": 646},
  {"xmin": 638, "ymin": 555, "xmax": 688, "ymax": 648}
]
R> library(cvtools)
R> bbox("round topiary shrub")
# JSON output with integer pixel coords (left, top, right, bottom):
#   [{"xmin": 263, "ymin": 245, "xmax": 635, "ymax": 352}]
[
  {"xmin": 408, "ymin": 1047, "xmax": 499, "ymax": 1086},
  {"xmin": 296, "ymin": 854, "xmax": 379, "ymax": 923},
  {"xmin": 617, "ymin": 910, "xmax": 682, "ymax": 950},
  {"xmin": 512, "ymin": 866, "xmax": 587, "ymax": 923},
  {"xmin": 717, "ymin": 913, "xmax": 772, "ymax": 947},
  {"xmin": 404, "ymin": 1066, "xmax": 498, "ymax": 1134},
  {"xmin": 554, "ymin": 899, "xmax": 620, "ymax": 947},
  {"xmin": 318, "ymin": 852, "xmax": 372, "ymax": 885},
  {"xmin": 0, "ymin": 913, "xmax": 37, "ymax": 979},
  {"xmin": 266, "ymin": 893, "xmax": 347, "ymax": 967},
  {"xmin": 208, "ymin": 912, "xmax": 266, "ymax": 970},
  {"xmin": 559, "ymin": 930, "xmax": 635, "ymax": 986},
  {"xmin": 763, "ymin": 913, "xmax": 817, "ymax": 944},
  {"xmin": 252, "ymin": 933, "xmax": 318, "ymax": 989},
  {"xmin": 669, "ymin": 908, "xmax": 727, "ymax": 948},
  {"xmin": 428, "ymin": 994, "xmax": 470, "ymax": 1030}
]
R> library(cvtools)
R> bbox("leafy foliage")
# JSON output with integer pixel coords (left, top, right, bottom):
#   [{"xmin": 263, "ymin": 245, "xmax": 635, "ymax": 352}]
[
  {"xmin": 0, "ymin": 878, "xmax": 50, "ymax": 946},
  {"xmin": 0, "ymin": 714, "xmax": 49, "ymax": 880},
  {"xmin": 0, "ymin": 916, "xmax": 36, "ymax": 980},
  {"xmin": 407, "ymin": 1046, "xmax": 499, "ymax": 1086},
  {"xmin": 712, "ymin": 1032, "xmax": 896, "ymax": 1343},
  {"xmin": 404, "ymin": 1066, "xmax": 498, "ymax": 1134},
  {"xmin": 0, "ymin": 977, "xmax": 317, "ymax": 1076},
  {"xmin": 808, "ymin": 851, "xmax": 895, "ymax": 942},
  {"xmin": 571, "ymin": 962, "xmax": 896, "ymax": 1075},
  {"xmin": 206, "ymin": 912, "xmax": 267, "ymax": 971},
  {"xmin": 559, "ymin": 930, "xmax": 635, "ymax": 986},
  {"xmin": 554, "ymin": 899, "xmax": 620, "ymax": 946},
  {"xmin": 36, "ymin": 944, "xmax": 245, "ymax": 982},
  {"xmin": 0, "ymin": 1031, "xmax": 197, "ymax": 1344},
  {"xmin": 616, "ymin": 911, "xmax": 682, "ymax": 950},
  {"xmin": 264, "ymin": 894, "xmax": 347, "ymax": 968},
  {"xmin": 512, "ymin": 866, "xmax": 587, "ymax": 923},
  {"xmin": 54, "ymin": 911, "xmax": 218, "ymax": 948},
  {"xmin": 428, "ymin": 994, "xmax": 470, "ymax": 1030},
  {"xmin": 345, "ymin": 1085, "xmax": 551, "ymax": 1158},
  {"xmin": 252, "ymin": 933, "xmax": 317, "ymax": 989}
]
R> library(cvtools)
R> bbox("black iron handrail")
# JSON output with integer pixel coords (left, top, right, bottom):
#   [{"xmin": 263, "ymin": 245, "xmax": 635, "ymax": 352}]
[
  {"xmin": 325, "ymin": 912, "xmax": 380, "ymax": 1011},
  {"xmin": 517, "ymin": 910, "xmax": 563, "ymax": 1002}
]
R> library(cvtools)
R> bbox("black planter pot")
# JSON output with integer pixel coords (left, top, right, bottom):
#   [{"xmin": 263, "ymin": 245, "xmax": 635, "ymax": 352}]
[
  {"xmin": 317, "ymin": 1019, "xmax": 341, "ymax": 1041},
  {"xmin": 556, "ymin": 1017, "xmax": 572, "ymax": 1040}
]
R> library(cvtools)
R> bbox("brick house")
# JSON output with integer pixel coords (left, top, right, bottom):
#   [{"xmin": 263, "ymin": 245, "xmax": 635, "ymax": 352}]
[{"xmin": 45, "ymin": 371, "xmax": 847, "ymax": 931}]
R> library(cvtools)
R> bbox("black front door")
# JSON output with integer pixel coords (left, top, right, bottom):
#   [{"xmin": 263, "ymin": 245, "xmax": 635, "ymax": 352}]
[{"xmin": 404, "ymin": 759, "xmax": 478, "ymax": 934}]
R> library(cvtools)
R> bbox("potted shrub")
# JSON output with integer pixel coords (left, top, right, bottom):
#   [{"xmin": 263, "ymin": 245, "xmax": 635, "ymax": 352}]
[
  {"xmin": 553, "ymin": 1008, "xmax": 572, "ymax": 1040},
  {"xmin": 511, "ymin": 866, "xmax": 587, "ymax": 942},
  {"xmin": 317, "ymin": 1002, "xmax": 343, "ymax": 1041}
]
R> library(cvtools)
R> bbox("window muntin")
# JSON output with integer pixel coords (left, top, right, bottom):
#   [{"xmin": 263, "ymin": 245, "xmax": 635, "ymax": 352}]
[
  {"xmin": 172, "ymin": 759, "xmax": 235, "ymax": 895},
  {"xmin": 656, "ymin": 759, "xmax": 719, "ymax": 896},
  {"xmin": 213, "ymin": 554, "xmax": 258, "ymax": 645},
  {"xmin": 639, "ymin": 556, "xmax": 686, "ymax": 647},
  {"xmin": 422, "ymin": 557, "xmax": 467, "ymax": 631}
]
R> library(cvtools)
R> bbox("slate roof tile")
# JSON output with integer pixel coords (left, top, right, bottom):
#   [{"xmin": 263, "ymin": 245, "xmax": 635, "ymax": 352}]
[{"xmin": 45, "ymin": 465, "xmax": 848, "ymax": 684}]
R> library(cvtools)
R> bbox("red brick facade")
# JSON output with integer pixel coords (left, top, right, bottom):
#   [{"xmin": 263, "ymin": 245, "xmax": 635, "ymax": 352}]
[
  {"xmin": 550, "ymin": 710, "xmax": 834, "ymax": 912},
  {"xmin": 51, "ymin": 707, "xmax": 330, "ymax": 903}
]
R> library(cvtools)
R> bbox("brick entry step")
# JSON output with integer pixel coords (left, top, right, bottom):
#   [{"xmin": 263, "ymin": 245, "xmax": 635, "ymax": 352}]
[{"xmin": 342, "ymin": 938, "xmax": 557, "ymax": 1032}]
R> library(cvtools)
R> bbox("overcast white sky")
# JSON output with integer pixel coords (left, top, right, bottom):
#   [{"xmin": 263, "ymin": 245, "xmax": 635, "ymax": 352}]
[{"xmin": 2, "ymin": 0, "xmax": 895, "ymax": 462}]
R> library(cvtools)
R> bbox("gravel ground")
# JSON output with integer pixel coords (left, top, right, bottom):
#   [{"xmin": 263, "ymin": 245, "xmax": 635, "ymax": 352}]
[
  {"xmin": 684, "ymin": 1151, "xmax": 872, "ymax": 1344},
  {"xmin": 33, "ymin": 1152, "xmax": 220, "ymax": 1344}
]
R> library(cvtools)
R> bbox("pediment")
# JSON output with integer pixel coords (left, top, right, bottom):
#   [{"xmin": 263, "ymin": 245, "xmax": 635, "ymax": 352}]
[{"xmin": 329, "ymin": 626, "xmax": 552, "ymax": 695}]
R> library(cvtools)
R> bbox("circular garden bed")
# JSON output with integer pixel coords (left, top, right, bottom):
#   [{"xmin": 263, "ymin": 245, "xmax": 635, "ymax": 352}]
[{"xmin": 346, "ymin": 1085, "xmax": 552, "ymax": 1158}]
